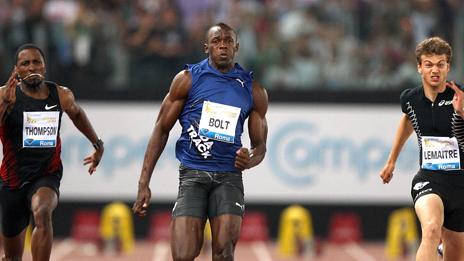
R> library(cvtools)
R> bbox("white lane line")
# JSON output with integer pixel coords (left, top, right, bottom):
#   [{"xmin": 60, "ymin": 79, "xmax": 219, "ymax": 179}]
[
  {"xmin": 51, "ymin": 239, "xmax": 78, "ymax": 261},
  {"xmin": 343, "ymin": 243, "xmax": 376, "ymax": 261},
  {"xmin": 152, "ymin": 241, "xmax": 170, "ymax": 261},
  {"xmin": 251, "ymin": 241, "xmax": 274, "ymax": 261}
]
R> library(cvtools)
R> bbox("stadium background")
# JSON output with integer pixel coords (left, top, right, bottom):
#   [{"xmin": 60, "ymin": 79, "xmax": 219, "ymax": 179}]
[{"xmin": 0, "ymin": 0, "xmax": 463, "ymax": 259}]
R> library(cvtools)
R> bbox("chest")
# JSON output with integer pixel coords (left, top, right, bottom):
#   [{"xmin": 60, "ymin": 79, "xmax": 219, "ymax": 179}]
[
  {"xmin": 409, "ymin": 98, "xmax": 455, "ymax": 134},
  {"xmin": 7, "ymin": 94, "xmax": 62, "ymax": 129},
  {"xmin": 189, "ymin": 75, "xmax": 253, "ymax": 116}
]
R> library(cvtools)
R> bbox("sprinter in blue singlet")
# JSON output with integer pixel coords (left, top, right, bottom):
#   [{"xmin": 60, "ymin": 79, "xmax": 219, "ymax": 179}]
[{"xmin": 133, "ymin": 22, "xmax": 268, "ymax": 261}]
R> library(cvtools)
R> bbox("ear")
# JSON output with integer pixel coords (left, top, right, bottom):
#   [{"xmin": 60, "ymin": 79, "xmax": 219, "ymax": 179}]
[
  {"xmin": 417, "ymin": 64, "xmax": 421, "ymax": 74},
  {"xmin": 235, "ymin": 42, "xmax": 240, "ymax": 52},
  {"xmin": 204, "ymin": 43, "xmax": 208, "ymax": 54}
]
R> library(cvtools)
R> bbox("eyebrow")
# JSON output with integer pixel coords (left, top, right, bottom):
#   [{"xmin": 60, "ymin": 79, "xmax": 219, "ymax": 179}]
[{"xmin": 422, "ymin": 59, "xmax": 447, "ymax": 64}]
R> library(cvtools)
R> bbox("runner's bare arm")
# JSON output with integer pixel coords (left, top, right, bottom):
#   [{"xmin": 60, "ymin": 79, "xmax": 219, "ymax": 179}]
[
  {"xmin": 57, "ymin": 86, "xmax": 101, "ymax": 146},
  {"xmin": 235, "ymin": 81, "xmax": 268, "ymax": 170},
  {"xmin": 57, "ymin": 86, "xmax": 103, "ymax": 174},
  {"xmin": 380, "ymin": 114, "xmax": 414, "ymax": 184},
  {"xmin": 133, "ymin": 70, "xmax": 191, "ymax": 216}
]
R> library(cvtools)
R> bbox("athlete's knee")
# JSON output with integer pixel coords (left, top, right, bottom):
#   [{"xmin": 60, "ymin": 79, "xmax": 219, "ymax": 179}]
[
  {"xmin": 212, "ymin": 240, "xmax": 236, "ymax": 261},
  {"xmin": 172, "ymin": 245, "xmax": 201, "ymax": 261},
  {"xmin": 420, "ymin": 221, "xmax": 442, "ymax": 243},
  {"xmin": 172, "ymin": 251, "xmax": 199, "ymax": 261},
  {"xmin": 31, "ymin": 205, "xmax": 53, "ymax": 229}
]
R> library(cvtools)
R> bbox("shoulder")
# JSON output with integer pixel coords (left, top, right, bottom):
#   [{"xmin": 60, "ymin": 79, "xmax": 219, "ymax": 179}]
[
  {"xmin": 252, "ymin": 81, "xmax": 266, "ymax": 93},
  {"xmin": 400, "ymin": 86, "xmax": 421, "ymax": 102},
  {"xmin": 169, "ymin": 70, "xmax": 192, "ymax": 99},
  {"xmin": 252, "ymin": 81, "xmax": 268, "ymax": 110},
  {"xmin": 186, "ymin": 59, "xmax": 208, "ymax": 73},
  {"xmin": 55, "ymin": 85, "xmax": 77, "ymax": 109},
  {"xmin": 173, "ymin": 69, "xmax": 191, "ymax": 82},
  {"xmin": 56, "ymin": 85, "xmax": 74, "ymax": 97},
  {"xmin": 171, "ymin": 70, "xmax": 192, "ymax": 90}
]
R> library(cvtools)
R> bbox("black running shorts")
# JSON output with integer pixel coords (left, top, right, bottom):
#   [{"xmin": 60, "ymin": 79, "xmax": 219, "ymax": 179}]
[
  {"xmin": 411, "ymin": 170, "xmax": 464, "ymax": 232},
  {"xmin": 0, "ymin": 175, "xmax": 60, "ymax": 237}
]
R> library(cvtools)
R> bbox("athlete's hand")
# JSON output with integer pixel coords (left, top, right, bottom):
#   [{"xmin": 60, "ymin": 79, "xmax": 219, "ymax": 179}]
[
  {"xmin": 235, "ymin": 147, "xmax": 251, "ymax": 170},
  {"xmin": 133, "ymin": 185, "xmax": 151, "ymax": 217},
  {"xmin": 83, "ymin": 148, "xmax": 103, "ymax": 174},
  {"xmin": 2, "ymin": 68, "xmax": 19, "ymax": 105},
  {"xmin": 379, "ymin": 163, "xmax": 395, "ymax": 184},
  {"xmin": 447, "ymin": 81, "xmax": 464, "ymax": 117}
]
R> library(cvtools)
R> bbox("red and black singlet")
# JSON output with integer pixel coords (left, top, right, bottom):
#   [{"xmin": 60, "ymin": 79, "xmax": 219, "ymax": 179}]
[{"xmin": 0, "ymin": 81, "xmax": 63, "ymax": 189}]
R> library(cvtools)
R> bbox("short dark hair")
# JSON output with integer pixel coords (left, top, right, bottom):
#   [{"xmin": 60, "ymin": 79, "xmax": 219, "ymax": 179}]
[
  {"xmin": 15, "ymin": 43, "xmax": 46, "ymax": 65},
  {"xmin": 206, "ymin": 22, "xmax": 238, "ymax": 42},
  {"xmin": 415, "ymin": 37, "xmax": 452, "ymax": 64}
]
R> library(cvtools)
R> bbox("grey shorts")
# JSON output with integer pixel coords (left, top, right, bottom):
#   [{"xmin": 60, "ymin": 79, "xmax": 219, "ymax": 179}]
[
  {"xmin": 411, "ymin": 170, "xmax": 464, "ymax": 232},
  {"xmin": 172, "ymin": 165, "xmax": 245, "ymax": 219}
]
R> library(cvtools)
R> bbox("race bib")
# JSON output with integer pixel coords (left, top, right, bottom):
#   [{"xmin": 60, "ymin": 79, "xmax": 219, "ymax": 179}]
[
  {"xmin": 23, "ymin": 111, "xmax": 59, "ymax": 148},
  {"xmin": 198, "ymin": 101, "xmax": 241, "ymax": 143},
  {"xmin": 421, "ymin": 136, "xmax": 460, "ymax": 171}
]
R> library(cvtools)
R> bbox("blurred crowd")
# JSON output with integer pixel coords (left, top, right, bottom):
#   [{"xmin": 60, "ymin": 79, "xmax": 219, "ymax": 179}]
[{"xmin": 0, "ymin": 0, "xmax": 463, "ymax": 93}]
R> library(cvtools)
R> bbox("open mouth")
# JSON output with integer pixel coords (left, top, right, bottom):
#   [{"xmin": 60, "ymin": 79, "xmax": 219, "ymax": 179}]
[{"xmin": 23, "ymin": 73, "xmax": 44, "ymax": 81}]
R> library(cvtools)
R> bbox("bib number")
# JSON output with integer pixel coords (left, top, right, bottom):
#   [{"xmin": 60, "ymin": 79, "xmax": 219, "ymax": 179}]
[
  {"xmin": 23, "ymin": 111, "xmax": 59, "ymax": 148},
  {"xmin": 421, "ymin": 136, "xmax": 460, "ymax": 171},
  {"xmin": 198, "ymin": 101, "xmax": 241, "ymax": 143}
]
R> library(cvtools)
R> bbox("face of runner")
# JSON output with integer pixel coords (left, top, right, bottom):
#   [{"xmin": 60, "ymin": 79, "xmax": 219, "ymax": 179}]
[
  {"xmin": 417, "ymin": 54, "xmax": 450, "ymax": 90},
  {"xmin": 16, "ymin": 48, "xmax": 46, "ymax": 89},
  {"xmin": 205, "ymin": 26, "xmax": 239, "ymax": 73}
]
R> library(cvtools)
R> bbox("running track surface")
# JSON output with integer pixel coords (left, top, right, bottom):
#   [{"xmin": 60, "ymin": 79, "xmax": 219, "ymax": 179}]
[{"xmin": 11, "ymin": 240, "xmax": 422, "ymax": 261}]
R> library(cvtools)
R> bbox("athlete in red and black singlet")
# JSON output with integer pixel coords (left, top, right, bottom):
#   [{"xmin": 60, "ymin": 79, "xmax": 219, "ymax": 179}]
[
  {"xmin": 0, "ymin": 81, "xmax": 63, "ymax": 190},
  {"xmin": 0, "ymin": 43, "xmax": 103, "ymax": 261}
]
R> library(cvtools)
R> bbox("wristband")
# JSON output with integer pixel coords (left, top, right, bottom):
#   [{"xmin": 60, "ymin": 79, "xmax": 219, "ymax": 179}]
[{"xmin": 93, "ymin": 138, "xmax": 104, "ymax": 150}]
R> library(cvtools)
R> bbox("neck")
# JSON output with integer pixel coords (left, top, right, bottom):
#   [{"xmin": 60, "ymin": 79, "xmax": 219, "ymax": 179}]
[
  {"xmin": 208, "ymin": 59, "xmax": 234, "ymax": 74},
  {"xmin": 20, "ymin": 82, "xmax": 48, "ymax": 99},
  {"xmin": 423, "ymin": 82, "xmax": 446, "ymax": 102}
]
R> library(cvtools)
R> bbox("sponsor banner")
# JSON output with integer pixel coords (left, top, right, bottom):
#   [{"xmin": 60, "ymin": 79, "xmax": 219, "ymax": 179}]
[{"xmin": 47, "ymin": 103, "xmax": 418, "ymax": 203}]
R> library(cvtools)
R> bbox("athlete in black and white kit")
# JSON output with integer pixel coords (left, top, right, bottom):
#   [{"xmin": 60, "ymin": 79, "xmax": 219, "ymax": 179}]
[
  {"xmin": 380, "ymin": 37, "xmax": 464, "ymax": 260},
  {"xmin": 0, "ymin": 44, "xmax": 104, "ymax": 261}
]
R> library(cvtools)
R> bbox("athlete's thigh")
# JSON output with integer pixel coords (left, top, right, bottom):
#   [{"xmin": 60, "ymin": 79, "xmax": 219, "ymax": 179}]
[
  {"xmin": 170, "ymin": 216, "xmax": 206, "ymax": 254},
  {"xmin": 442, "ymin": 227, "xmax": 464, "ymax": 260},
  {"xmin": 210, "ymin": 214, "xmax": 242, "ymax": 248},
  {"xmin": 0, "ymin": 188, "xmax": 31, "ymax": 238},
  {"xmin": 414, "ymin": 193, "xmax": 444, "ymax": 229}
]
